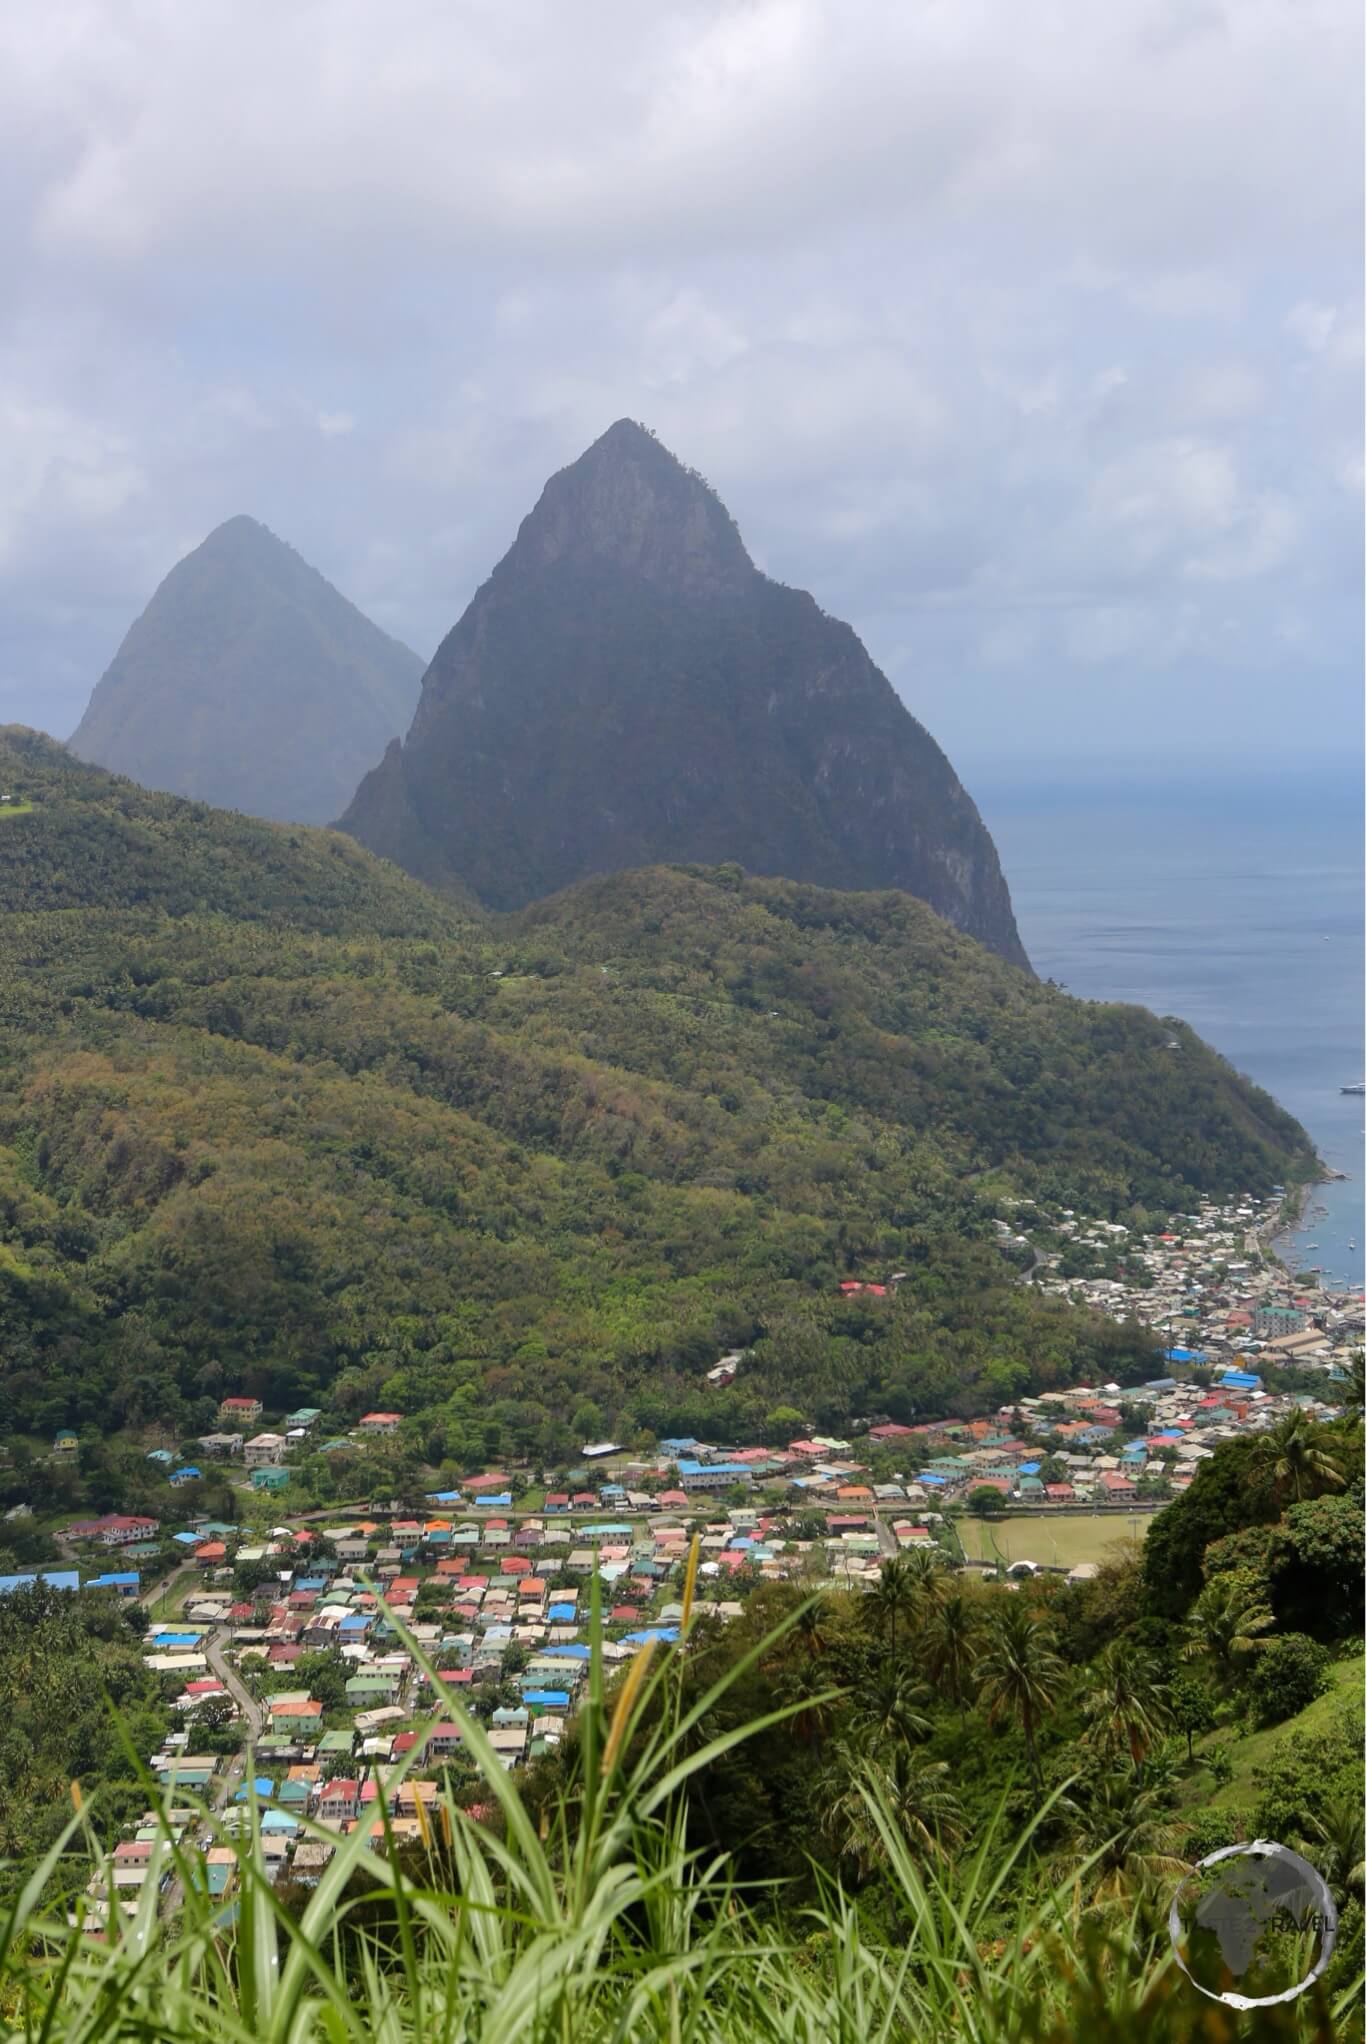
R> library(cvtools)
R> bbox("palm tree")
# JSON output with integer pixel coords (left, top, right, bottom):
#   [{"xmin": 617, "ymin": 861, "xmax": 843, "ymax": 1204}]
[
  {"xmin": 900, "ymin": 1543, "xmax": 948, "ymax": 1605},
  {"xmin": 851, "ymin": 1667, "xmax": 933, "ymax": 1749},
  {"xmin": 922, "ymin": 1590, "xmax": 980, "ymax": 1723},
  {"xmin": 1054, "ymin": 1769, "xmax": 1189, "ymax": 1914},
  {"xmin": 1255, "ymin": 1409, "xmax": 1345, "ymax": 1504},
  {"xmin": 1081, "ymin": 1641, "xmax": 1170, "ymax": 1777},
  {"xmin": 793, "ymin": 1592, "xmax": 832, "ymax": 1661},
  {"xmin": 819, "ymin": 1738, "xmax": 963, "ymax": 1878},
  {"xmin": 864, "ymin": 1556, "xmax": 917, "ymax": 1657},
  {"xmin": 975, "ymin": 1598, "xmax": 1064, "ymax": 1796},
  {"xmin": 1306, "ymin": 1796, "xmax": 1366, "ymax": 1902},
  {"xmin": 1344, "ymin": 1349, "xmax": 1365, "ymax": 1415},
  {"xmin": 776, "ymin": 1656, "xmax": 841, "ymax": 1765},
  {"xmin": 1180, "ymin": 1573, "xmax": 1274, "ymax": 1681}
]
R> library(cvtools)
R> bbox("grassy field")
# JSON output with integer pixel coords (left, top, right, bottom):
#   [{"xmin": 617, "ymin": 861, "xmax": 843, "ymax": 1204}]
[
  {"xmin": 1183, "ymin": 1656, "xmax": 1362, "ymax": 1810},
  {"xmin": 0, "ymin": 799, "xmax": 34, "ymax": 819},
  {"xmin": 955, "ymin": 1511, "xmax": 1150, "ymax": 1570}
]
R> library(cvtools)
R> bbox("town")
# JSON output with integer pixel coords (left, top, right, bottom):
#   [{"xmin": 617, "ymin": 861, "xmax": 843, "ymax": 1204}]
[{"xmin": 3, "ymin": 1189, "xmax": 1357, "ymax": 1927}]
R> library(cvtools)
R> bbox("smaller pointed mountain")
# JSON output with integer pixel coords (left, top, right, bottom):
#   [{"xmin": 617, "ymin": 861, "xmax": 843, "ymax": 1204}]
[
  {"xmin": 342, "ymin": 420, "xmax": 1030, "ymax": 967},
  {"xmin": 69, "ymin": 516, "xmax": 424, "ymax": 825}
]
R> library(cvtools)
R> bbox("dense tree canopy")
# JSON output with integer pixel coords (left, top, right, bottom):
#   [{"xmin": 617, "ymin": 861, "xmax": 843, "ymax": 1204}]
[{"xmin": 0, "ymin": 731, "xmax": 1315, "ymax": 1452}]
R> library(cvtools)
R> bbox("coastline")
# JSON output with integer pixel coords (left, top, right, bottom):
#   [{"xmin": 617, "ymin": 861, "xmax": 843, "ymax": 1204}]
[{"xmin": 1265, "ymin": 1168, "xmax": 1356, "ymax": 1287}]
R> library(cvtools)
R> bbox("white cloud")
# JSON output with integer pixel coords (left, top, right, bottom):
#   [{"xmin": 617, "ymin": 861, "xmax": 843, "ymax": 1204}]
[
  {"xmin": 1285, "ymin": 301, "xmax": 1339, "ymax": 353},
  {"xmin": 0, "ymin": 0, "xmax": 1356, "ymax": 767},
  {"xmin": 0, "ymin": 384, "xmax": 145, "ymax": 565}
]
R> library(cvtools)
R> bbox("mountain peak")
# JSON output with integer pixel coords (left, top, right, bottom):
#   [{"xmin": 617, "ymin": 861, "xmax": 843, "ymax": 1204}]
[
  {"xmin": 342, "ymin": 422, "xmax": 1030, "ymax": 968},
  {"xmin": 69, "ymin": 522, "xmax": 424, "ymax": 825},
  {"xmin": 507, "ymin": 419, "xmax": 753, "ymax": 595}
]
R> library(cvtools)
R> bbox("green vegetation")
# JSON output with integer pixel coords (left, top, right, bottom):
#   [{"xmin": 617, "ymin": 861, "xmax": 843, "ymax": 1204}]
[
  {"xmin": 6, "ymin": 1503, "xmax": 1361, "ymax": 2040},
  {"xmin": 0, "ymin": 1585, "xmax": 167, "ymax": 1890},
  {"xmin": 0, "ymin": 732, "xmax": 1314, "ymax": 1462}
]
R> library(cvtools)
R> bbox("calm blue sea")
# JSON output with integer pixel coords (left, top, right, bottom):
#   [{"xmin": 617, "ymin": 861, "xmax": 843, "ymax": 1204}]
[{"xmin": 983, "ymin": 783, "xmax": 1365, "ymax": 1291}]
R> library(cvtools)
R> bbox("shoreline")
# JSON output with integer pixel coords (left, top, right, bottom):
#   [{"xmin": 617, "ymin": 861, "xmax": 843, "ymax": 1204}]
[{"xmin": 1265, "ymin": 1170, "xmax": 1359, "ymax": 1290}]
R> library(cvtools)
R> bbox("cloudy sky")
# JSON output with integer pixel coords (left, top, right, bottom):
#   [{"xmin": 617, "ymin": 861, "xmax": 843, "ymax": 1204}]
[{"xmin": 1, "ymin": 0, "xmax": 1361, "ymax": 791}]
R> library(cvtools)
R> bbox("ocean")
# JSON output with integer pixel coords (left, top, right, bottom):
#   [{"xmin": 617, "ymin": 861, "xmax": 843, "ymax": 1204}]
[{"xmin": 983, "ymin": 782, "xmax": 1365, "ymax": 1292}]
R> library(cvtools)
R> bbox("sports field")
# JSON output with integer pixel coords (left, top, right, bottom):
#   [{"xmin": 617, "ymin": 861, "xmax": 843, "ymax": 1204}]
[{"xmin": 956, "ymin": 1512, "xmax": 1152, "ymax": 1570}]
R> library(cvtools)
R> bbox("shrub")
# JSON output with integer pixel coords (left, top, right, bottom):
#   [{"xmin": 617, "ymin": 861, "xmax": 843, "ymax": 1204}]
[
  {"xmin": 1182, "ymin": 1806, "xmax": 1249, "ymax": 1862},
  {"xmin": 1248, "ymin": 1632, "xmax": 1332, "ymax": 1726}
]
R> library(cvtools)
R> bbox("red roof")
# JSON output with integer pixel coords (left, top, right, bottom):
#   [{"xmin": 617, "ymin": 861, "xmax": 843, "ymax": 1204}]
[{"xmin": 868, "ymin": 1423, "xmax": 914, "ymax": 1440}]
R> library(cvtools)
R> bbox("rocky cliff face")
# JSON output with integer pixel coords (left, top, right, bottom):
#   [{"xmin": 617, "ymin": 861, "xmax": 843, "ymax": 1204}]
[
  {"xmin": 342, "ymin": 421, "xmax": 1029, "ymax": 968},
  {"xmin": 70, "ymin": 516, "xmax": 424, "ymax": 825}
]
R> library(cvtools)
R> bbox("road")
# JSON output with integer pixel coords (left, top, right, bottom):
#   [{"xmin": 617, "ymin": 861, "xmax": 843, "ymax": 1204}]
[
  {"xmin": 205, "ymin": 1627, "xmax": 265, "ymax": 1744},
  {"xmin": 159, "ymin": 1623, "xmax": 264, "ymax": 1917}
]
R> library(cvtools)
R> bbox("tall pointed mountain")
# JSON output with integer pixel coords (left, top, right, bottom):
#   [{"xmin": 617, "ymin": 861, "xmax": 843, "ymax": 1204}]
[
  {"xmin": 341, "ymin": 421, "xmax": 1029, "ymax": 968},
  {"xmin": 69, "ymin": 515, "xmax": 424, "ymax": 825}
]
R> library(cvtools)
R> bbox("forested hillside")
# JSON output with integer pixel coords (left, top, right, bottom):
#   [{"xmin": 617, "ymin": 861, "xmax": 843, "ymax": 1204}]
[{"xmin": 0, "ymin": 731, "xmax": 1315, "ymax": 1457}]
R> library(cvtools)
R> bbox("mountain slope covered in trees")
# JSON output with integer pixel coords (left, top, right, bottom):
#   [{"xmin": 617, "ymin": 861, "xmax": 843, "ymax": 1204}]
[{"xmin": 0, "ymin": 732, "xmax": 1315, "ymax": 1457}]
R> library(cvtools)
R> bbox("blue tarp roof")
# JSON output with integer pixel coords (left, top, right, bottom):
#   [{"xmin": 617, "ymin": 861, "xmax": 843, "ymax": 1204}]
[
  {"xmin": 523, "ymin": 1689, "xmax": 571, "ymax": 1707},
  {"xmin": 547, "ymin": 1603, "xmax": 577, "ymax": 1622},
  {"xmin": 172, "ymin": 1531, "xmax": 203, "ymax": 1545},
  {"xmin": 1164, "ymin": 1347, "xmax": 1208, "ymax": 1363},
  {"xmin": 426, "ymin": 1490, "xmax": 463, "ymax": 1503},
  {"xmin": 622, "ymin": 1627, "xmax": 680, "ymax": 1644},
  {"xmin": 89, "ymin": 1572, "xmax": 139, "ymax": 1587},
  {"xmin": 234, "ymin": 1779, "xmax": 276, "ymax": 1800},
  {"xmin": 1018, "ymin": 1461, "xmax": 1041, "ymax": 1475},
  {"xmin": 1217, "ymin": 1370, "xmax": 1261, "ymax": 1388},
  {"xmin": 544, "ymin": 1643, "xmax": 591, "ymax": 1659}
]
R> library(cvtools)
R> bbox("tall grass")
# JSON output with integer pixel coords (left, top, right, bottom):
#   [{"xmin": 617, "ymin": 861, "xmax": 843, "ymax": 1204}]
[{"xmin": 1, "ymin": 1583, "xmax": 1357, "ymax": 2042}]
